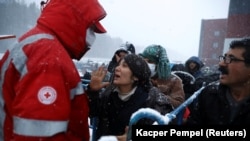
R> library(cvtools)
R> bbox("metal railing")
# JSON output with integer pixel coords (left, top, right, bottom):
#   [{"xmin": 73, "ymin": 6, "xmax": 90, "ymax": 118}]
[
  {"xmin": 82, "ymin": 71, "xmax": 218, "ymax": 141},
  {"xmin": 126, "ymin": 84, "xmax": 207, "ymax": 141}
]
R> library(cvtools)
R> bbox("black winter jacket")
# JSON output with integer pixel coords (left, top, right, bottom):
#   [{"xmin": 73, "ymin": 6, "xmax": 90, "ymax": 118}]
[
  {"xmin": 186, "ymin": 82, "xmax": 250, "ymax": 125},
  {"xmin": 87, "ymin": 85, "xmax": 173, "ymax": 140}
]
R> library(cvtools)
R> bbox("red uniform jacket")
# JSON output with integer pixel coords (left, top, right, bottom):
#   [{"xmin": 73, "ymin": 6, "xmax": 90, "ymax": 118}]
[{"xmin": 0, "ymin": 0, "xmax": 106, "ymax": 140}]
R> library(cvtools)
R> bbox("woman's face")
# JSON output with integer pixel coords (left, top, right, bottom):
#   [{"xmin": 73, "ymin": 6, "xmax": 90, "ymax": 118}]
[{"xmin": 113, "ymin": 59, "xmax": 134, "ymax": 87}]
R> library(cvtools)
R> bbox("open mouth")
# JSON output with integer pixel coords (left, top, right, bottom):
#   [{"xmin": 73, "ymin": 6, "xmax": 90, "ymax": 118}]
[{"xmin": 114, "ymin": 74, "xmax": 120, "ymax": 79}]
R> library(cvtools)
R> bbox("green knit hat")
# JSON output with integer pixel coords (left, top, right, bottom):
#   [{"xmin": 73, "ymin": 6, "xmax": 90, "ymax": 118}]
[{"xmin": 140, "ymin": 44, "xmax": 171, "ymax": 79}]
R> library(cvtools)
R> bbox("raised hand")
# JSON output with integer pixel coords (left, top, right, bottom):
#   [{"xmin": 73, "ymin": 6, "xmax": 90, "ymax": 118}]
[{"xmin": 89, "ymin": 66, "xmax": 110, "ymax": 91}]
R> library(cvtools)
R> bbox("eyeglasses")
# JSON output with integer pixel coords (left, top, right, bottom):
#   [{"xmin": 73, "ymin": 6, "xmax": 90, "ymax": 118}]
[{"xmin": 219, "ymin": 55, "xmax": 245, "ymax": 64}]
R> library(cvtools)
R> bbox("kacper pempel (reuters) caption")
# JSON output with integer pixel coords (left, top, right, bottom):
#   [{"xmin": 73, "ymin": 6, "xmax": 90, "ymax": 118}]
[{"xmin": 132, "ymin": 125, "xmax": 249, "ymax": 140}]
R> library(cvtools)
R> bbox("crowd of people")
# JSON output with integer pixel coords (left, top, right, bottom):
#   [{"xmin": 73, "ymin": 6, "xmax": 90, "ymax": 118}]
[{"xmin": 0, "ymin": 0, "xmax": 249, "ymax": 141}]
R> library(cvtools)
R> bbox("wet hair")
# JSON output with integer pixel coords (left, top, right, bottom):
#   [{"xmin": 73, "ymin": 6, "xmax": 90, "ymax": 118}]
[
  {"xmin": 230, "ymin": 38, "xmax": 250, "ymax": 66},
  {"xmin": 123, "ymin": 54, "xmax": 151, "ymax": 91}
]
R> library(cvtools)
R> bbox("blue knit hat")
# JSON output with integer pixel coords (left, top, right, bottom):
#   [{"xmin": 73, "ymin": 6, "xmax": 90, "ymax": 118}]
[{"xmin": 140, "ymin": 44, "xmax": 171, "ymax": 79}]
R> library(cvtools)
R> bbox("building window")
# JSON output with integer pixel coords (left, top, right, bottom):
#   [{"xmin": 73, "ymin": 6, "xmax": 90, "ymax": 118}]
[
  {"xmin": 213, "ymin": 42, "xmax": 219, "ymax": 49},
  {"xmin": 214, "ymin": 31, "xmax": 220, "ymax": 36}
]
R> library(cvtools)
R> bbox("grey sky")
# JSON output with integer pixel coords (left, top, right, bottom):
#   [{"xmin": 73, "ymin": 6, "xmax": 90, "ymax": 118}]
[{"xmin": 26, "ymin": 0, "xmax": 230, "ymax": 62}]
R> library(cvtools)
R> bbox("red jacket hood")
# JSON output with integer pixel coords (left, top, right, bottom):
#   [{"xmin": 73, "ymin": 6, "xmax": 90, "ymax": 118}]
[{"xmin": 37, "ymin": 0, "xmax": 107, "ymax": 60}]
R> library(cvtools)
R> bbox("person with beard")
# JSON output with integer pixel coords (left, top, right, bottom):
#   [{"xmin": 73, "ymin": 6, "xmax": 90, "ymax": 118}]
[
  {"xmin": 87, "ymin": 54, "xmax": 174, "ymax": 141},
  {"xmin": 186, "ymin": 38, "xmax": 250, "ymax": 125},
  {"xmin": 0, "ymin": 0, "xmax": 106, "ymax": 140}
]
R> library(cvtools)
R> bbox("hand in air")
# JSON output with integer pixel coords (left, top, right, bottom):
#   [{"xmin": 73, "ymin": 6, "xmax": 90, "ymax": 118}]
[{"xmin": 89, "ymin": 66, "xmax": 110, "ymax": 91}]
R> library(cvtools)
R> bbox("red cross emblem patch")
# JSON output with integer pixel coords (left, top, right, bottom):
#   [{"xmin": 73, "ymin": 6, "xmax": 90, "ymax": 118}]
[{"xmin": 38, "ymin": 86, "xmax": 57, "ymax": 105}]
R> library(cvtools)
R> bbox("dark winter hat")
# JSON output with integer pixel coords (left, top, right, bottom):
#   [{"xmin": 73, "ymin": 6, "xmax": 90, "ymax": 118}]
[
  {"xmin": 122, "ymin": 42, "xmax": 136, "ymax": 54},
  {"xmin": 123, "ymin": 54, "xmax": 151, "ymax": 84},
  {"xmin": 185, "ymin": 56, "xmax": 204, "ymax": 69},
  {"xmin": 139, "ymin": 44, "xmax": 171, "ymax": 79},
  {"xmin": 126, "ymin": 43, "xmax": 135, "ymax": 54},
  {"xmin": 115, "ymin": 47, "xmax": 129, "ymax": 55},
  {"xmin": 119, "ymin": 42, "xmax": 136, "ymax": 54}
]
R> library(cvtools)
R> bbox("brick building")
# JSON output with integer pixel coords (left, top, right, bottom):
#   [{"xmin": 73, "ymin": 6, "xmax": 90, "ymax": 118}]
[{"xmin": 199, "ymin": 0, "xmax": 250, "ymax": 67}]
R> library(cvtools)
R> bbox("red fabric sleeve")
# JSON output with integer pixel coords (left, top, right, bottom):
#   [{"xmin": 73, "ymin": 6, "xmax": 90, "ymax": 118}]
[{"xmin": 67, "ymin": 94, "xmax": 90, "ymax": 141}]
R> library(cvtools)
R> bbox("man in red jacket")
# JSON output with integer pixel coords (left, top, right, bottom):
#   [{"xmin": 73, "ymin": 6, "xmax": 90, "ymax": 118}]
[{"xmin": 0, "ymin": 0, "xmax": 106, "ymax": 140}]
